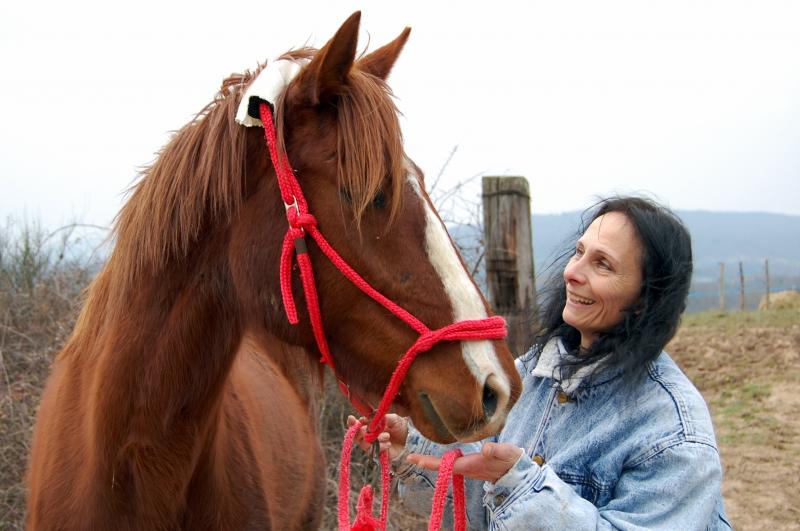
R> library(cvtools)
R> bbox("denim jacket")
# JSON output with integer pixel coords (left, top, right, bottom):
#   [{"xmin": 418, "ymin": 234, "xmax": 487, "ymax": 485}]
[{"xmin": 395, "ymin": 339, "xmax": 732, "ymax": 530}]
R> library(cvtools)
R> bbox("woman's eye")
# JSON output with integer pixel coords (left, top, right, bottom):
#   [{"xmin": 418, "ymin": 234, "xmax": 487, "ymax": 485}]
[{"xmin": 598, "ymin": 260, "xmax": 612, "ymax": 271}]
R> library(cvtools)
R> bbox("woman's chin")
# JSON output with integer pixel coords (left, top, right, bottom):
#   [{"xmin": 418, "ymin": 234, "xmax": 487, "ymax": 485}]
[{"xmin": 562, "ymin": 308, "xmax": 583, "ymax": 328}]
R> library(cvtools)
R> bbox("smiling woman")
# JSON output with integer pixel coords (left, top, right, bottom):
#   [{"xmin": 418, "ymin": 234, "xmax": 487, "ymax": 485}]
[
  {"xmin": 562, "ymin": 211, "xmax": 644, "ymax": 349},
  {"xmin": 539, "ymin": 196, "xmax": 698, "ymax": 384},
  {"xmin": 351, "ymin": 196, "xmax": 733, "ymax": 530}
]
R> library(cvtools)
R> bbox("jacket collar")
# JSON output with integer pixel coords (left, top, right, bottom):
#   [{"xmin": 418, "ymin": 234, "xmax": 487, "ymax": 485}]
[{"xmin": 530, "ymin": 337, "xmax": 624, "ymax": 395}]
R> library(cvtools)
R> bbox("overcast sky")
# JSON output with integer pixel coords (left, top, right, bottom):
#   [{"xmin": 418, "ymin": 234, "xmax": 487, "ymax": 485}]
[{"xmin": 2, "ymin": 0, "xmax": 799, "ymax": 230}]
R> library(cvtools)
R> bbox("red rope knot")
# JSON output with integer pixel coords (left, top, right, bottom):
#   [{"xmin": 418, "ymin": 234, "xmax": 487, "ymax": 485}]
[
  {"xmin": 351, "ymin": 486, "xmax": 382, "ymax": 531},
  {"xmin": 363, "ymin": 417, "xmax": 386, "ymax": 445},
  {"xmin": 279, "ymin": 217, "xmax": 315, "ymax": 325},
  {"xmin": 279, "ymin": 211, "xmax": 318, "ymax": 325},
  {"xmin": 286, "ymin": 210, "xmax": 317, "ymax": 236}
]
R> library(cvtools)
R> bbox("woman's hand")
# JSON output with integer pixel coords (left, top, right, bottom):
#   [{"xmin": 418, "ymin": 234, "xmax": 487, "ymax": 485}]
[
  {"xmin": 346, "ymin": 413, "xmax": 409, "ymax": 462},
  {"xmin": 407, "ymin": 442, "xmax": 523, "ymax": 483}
]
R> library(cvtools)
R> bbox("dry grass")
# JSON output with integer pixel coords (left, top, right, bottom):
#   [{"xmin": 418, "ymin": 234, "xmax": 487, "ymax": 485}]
[{"xmin": 0, "ymin": 220, "xmax": 98, "ymax": 529}]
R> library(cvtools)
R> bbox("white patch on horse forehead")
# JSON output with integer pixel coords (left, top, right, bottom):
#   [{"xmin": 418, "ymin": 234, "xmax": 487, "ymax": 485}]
[{"xmin": 406, "ymin": 172, "xmax": 509, "ymax": 394}]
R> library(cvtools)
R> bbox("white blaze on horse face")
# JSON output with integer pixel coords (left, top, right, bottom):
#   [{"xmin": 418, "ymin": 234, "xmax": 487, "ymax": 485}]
[{"xmin": 407, "ymin": 173, "xmax": 511, "ymax": 400}]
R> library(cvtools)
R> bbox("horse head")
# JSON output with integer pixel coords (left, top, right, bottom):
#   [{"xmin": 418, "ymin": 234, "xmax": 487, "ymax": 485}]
[{"xmin": 230, "ymin": 12, "xmax": 521, "ymax": 443}]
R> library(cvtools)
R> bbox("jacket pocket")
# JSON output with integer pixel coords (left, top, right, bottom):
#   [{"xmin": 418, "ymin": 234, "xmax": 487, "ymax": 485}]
[{"xmin": 558, "ymin": 473, "xmax": 602, "ymax": 505}]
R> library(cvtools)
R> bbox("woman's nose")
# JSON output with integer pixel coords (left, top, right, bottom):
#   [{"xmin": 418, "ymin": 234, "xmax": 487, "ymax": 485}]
[{"xmin": 564, "ymin": 258, "xmax": 586, "ymax": 285}]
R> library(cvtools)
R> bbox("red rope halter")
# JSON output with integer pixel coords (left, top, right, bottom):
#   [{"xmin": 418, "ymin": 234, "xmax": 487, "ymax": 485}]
[{"xmin": 257, "ymin": 102, "xmax": 503, "ymax": 531}]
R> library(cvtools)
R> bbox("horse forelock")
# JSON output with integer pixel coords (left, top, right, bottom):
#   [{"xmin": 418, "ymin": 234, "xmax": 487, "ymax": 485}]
[
  {"xmin": 334, "ymin": 68, "xmax": 405, "ymax": 228},
  {"xmin": 276, "ymin": 48, "xmax": 406, "ymax": 230}
]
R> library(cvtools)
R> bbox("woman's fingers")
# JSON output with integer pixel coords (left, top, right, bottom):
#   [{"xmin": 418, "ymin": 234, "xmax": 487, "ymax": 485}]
[
  {"xmin": 346, "ymin": 415, "xmax": 373, "ymax": 452},
  {"xmin": 482, "ymin": 442, "xmax": 523, "ymax": 464},
  {"xmin": 407, "ymin": 444, "xmax": 523, "ymax": 483},
  {"xmin": 407, "ymin": 451, "xmax": 497, "ymax": 482},
  {"xmin": 384, "ymin": 414, "xmax": 408, "ymax": 438},
  {"xmin": 346, "ymin": 415, "xmax": 410, "ymax": 457},
  {"xmin": 376, "ymin": 432, "xmax": 392, "ymax": 453},
  {"xmin": 407, "ymin": 453, "xmax": 441, "ymax": 470}
]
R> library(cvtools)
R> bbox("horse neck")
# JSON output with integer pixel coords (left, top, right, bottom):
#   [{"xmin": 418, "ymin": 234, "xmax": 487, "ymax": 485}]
[
  {"xmin": 86, "ymin": 147, "xmax": 285, "ymax": 431},
  {"xmin": 76, "ymin": 231, "xmax": 242, "ymax": 484},
  {"xmin": 243, "ymin": 328, "xmax": 326, "ymax": 422}
]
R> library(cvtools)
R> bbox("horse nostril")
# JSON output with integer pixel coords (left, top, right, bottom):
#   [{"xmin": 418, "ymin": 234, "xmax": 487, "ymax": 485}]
[{"xmin": 482, "ymin": 379, "xmax": 499, "ymax": 421}]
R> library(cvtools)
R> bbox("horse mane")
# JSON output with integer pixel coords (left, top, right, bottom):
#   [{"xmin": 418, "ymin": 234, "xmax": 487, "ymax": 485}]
[
  {"xmin": 112, "ymin": 47, "xmax": 405, "ymax": 287},
  {"xmin": 112, "ymin": 67, "xmax": 256, "ymax": 286}
]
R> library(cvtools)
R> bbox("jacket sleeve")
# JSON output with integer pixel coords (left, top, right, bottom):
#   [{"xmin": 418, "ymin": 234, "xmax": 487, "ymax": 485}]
[
  {"xmin": 483, "ymin": 440, "xmax": 727, "ymax": 531},
  {"xmin": 394, "ymin": 422, "xmax": 492, "ymax": 530}
]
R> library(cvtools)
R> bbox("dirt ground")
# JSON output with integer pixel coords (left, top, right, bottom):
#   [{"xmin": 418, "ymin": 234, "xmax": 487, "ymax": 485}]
[{"xmin": 667, "ymin": 309, "xmax": 800, "ymax": 531}]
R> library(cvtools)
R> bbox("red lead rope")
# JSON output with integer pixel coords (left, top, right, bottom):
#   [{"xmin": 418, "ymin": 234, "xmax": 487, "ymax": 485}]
[{"xmin": 258, "ymin": 102, "xmax": 504, "ymax": 531}]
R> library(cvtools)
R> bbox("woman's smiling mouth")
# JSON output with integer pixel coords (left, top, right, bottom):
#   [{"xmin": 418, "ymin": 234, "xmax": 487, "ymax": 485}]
[{"xmin": 568, "ymin": 291, "xmax": 596, "ymax": 305}]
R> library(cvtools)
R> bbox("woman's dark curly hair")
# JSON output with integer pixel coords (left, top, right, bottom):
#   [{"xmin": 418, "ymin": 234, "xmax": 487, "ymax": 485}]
[{"xmin": 532, "ymin": 195, "xmax": 693, "ymax": 383}]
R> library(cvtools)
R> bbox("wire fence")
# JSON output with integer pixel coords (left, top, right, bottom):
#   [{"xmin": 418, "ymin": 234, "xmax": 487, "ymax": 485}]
[{"xmin": 687, "ymin": 261, "xmax": 799, "ymax": 313}]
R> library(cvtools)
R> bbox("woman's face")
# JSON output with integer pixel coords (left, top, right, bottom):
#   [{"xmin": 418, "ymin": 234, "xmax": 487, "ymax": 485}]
[{"xmin": 562, "ymin": 212, "xmax": 643, "ymax": 349}]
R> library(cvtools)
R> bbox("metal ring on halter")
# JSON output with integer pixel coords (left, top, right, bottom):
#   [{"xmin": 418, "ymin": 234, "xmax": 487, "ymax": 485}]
[
  {"xmin": 283, "ymin": 196, "xmax": 303, "ymax": 234},
  {"xmin": 362, "ymin": 439, "xmax": 381, "ymax": 487},
  {"xmin": 284, "ymin": 196, "xmax": 300, "ymax": 215}
]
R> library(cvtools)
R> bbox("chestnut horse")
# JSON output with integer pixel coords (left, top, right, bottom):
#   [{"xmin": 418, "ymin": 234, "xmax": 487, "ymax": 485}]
[{"xmin": 27, "ymin": 12, "xmax": 521, "ymax": 530}]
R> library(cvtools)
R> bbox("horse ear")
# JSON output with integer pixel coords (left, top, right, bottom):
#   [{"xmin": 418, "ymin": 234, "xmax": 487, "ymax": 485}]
[
  {"xmin": 358, "ymin": 27, "xmax": 411, "ymax": 80},
  {"xmin": 300, "ymin": 11, "xmax": 361, "ymax": 105}
]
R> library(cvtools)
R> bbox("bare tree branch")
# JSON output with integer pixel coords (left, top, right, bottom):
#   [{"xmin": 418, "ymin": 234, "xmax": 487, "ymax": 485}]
[
  {"xmin": 470, "ymin": 250, "xmax": 485, "ymax": 277},
  {"xmin": 43, "ymin": 223, "xmax": 109, "ymax": 245},
  {"xmin": 429, "ymin": 145, "xmax": 459, "ymax": 195}
]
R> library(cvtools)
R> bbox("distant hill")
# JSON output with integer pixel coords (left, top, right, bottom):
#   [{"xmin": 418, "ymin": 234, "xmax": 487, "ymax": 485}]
[{"xmin": 530, "ymin": 210, "xmax": 800, "ymax": 281}]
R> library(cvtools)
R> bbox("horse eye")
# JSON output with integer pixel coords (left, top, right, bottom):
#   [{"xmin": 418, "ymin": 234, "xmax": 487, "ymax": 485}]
[
  {"xmin": 372, "ymin": 190, "xmax": 386, "ymax": 209},
  {"xmin": 339, "ymin": 188, "xmax": 385, "ymax": 209}
]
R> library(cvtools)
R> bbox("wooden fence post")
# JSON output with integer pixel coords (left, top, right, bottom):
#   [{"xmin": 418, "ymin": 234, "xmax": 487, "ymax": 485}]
[
  {"xmin": 739, "ymin": 261, "xmax": 745, "ymax": 311},
  {"xmin": 482, "ymin": 176, "xmax": 536, "ymax": 357},
  {"xmin": 719, "ymin": 262, "xmax": 726, "ymax": 311},
  {"xmin": 765, "ymin": 258, "xmax": 770, "ymax": 310}
]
